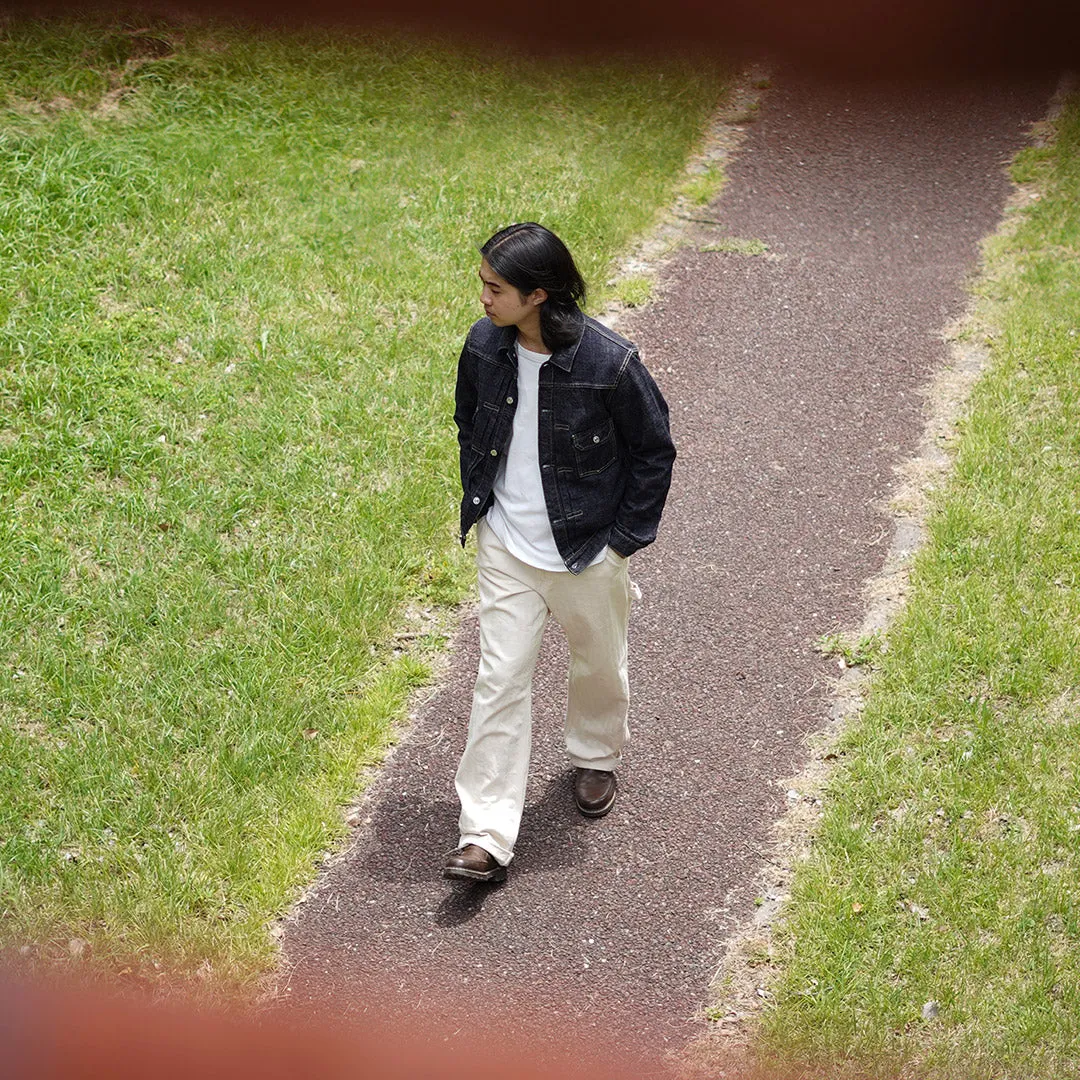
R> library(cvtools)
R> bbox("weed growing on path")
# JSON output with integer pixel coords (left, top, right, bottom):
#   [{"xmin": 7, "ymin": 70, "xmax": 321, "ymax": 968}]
[
  {"xmin": 0, "ymin": 15, "xmax": 726, "ymax": 989},
  {"xmin": 613, "ymin": 274, "xmax": 653, "ymax": 308},
  {"xmin": 814, "ymin": 630, "xmax": 884, "ymax": 670},
  {"xmin": 700, "ymin": 237, "xmax": 770, "ymax": 256},
  {"xmin": 679, "ymin": 163, "xmax": 728, "ymax": 206}
]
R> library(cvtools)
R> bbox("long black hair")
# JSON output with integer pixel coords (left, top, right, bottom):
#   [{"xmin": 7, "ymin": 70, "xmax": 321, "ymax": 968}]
[{"xmin": 480, "ymin": 222, "xmax": 587, "ymax": 351}]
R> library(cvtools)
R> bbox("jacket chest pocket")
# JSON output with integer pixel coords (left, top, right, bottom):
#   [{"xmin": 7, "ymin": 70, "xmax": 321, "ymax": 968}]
[
  {"xmin": 471, "ymin": 401, "xmax": 502, "ymax": 450},
  {"xmin": 572, "ymin": 419, "xmax": 617, "ymax": 477}
]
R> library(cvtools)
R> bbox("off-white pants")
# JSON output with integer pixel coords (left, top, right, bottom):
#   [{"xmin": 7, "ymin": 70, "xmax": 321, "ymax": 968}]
[{"xmin": 455, "ymin": 518, "xmax": 632, "ymax": 865}]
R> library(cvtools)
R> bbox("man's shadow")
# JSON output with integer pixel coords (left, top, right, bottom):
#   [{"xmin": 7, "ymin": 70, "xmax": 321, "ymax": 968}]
[
  {"xmin": 355, "ymin": 766, "xmax": 595, "ymax": 926},
  {"xmin": 434, "ymin": 768, "xmax": 588, "ymax": 927}
]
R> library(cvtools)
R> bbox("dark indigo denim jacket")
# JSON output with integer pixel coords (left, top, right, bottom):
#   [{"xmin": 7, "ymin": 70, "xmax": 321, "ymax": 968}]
[{"xmin": 454, "ymin": 313, "xmax": 675, "ymax": 574}]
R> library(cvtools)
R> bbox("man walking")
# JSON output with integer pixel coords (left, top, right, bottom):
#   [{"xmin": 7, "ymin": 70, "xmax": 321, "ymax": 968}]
[{"xmin": 445, "ymin": 222, "xmax": 675, "ymax": 882}]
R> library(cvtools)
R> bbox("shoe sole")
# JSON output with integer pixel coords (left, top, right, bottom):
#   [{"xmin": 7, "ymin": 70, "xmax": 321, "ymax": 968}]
[
  {"xmin": 443, "ymin": 864, "xmax": 507, "ymax": 883},
  {"xmin": 576, "ymin": 791, "xmax": 617, "ymax": 818}
]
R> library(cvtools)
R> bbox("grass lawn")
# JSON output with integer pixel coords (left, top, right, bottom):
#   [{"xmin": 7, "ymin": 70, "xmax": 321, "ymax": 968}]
[
  {"xmin": 755, "ymin": 90, "xmax": 1080, "ymax": 1078},
  {"xmin": 0, "ymin": 14, "xmax": 727, "ymax": 989}
]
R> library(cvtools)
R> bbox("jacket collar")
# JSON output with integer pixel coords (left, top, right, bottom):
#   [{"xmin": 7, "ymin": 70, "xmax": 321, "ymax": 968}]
[{"xmin": 494, "ymin": 318, "xmax": 584, "ymax": 373}]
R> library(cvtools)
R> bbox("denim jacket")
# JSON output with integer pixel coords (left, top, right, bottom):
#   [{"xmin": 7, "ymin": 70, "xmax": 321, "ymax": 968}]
[{"xmin": 454, "ymin": 313, "xmax": 675, "ymax": 574}]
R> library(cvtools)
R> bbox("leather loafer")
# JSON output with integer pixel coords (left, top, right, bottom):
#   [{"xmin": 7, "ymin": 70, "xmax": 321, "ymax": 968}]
[
  {"xmin": 574, "ymin": 768, "xmax": 617, "ymax": 817},
  {"xmin": 443, "ymin": 844, "xmax": 507, "ymax": 883}
]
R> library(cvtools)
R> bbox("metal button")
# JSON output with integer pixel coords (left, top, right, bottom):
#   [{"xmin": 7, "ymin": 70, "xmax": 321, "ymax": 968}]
[
  {"xmin": 592, "ymin": 434, "xmax": 600, "ymax": 443},
  {"xmin": 506, "ymin": 396, "xmax": 514, "ymax": 404},
  {"xmin": 490, "ymin": 449, "xmax": 498, "ymax": 457},
  {"xmin": 472, "ymin": 496, "xmax": 480, "ymax": 504}
]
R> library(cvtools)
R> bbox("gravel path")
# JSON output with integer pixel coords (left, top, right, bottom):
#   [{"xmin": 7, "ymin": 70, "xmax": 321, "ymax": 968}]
[{"xmin": 277, "ymin": 72, "xmax": 1052, "ymax": 1074}]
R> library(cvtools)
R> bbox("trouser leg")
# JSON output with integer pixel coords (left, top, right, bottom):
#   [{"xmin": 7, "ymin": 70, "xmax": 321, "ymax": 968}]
[
  {"xmin": 546, "ymin": 549, "xmax": 631, "ymax": 771},
  {"xmin": 455, "ymin": 521, "xmax": 548, "ymax": 865}
]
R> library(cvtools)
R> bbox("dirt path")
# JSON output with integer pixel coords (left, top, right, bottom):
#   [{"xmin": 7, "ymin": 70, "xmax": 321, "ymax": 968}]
[{"xmin": 276, "ymin": 72, "xmax": 1053, "ymax": 1075}]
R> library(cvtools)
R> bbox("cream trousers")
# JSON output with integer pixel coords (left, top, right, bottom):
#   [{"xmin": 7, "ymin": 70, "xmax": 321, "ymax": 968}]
[{"xmin": 455, "ymin": 518, "xmax": 632, "ymax": 865}]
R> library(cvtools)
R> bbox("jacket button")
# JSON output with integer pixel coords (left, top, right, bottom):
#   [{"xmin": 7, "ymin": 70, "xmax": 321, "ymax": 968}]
[
  {"xmin": 592, "ymin": 434, "xmax": 600, "ymax": 443},
  {"xmin": 490, "ymin": 449, "xmax": 498, "ymax": 457},
  {"xmin": 472, "ymin": 496, "xmax": 480, "ymax": 505},
  {"xmin": 506, "ymin": 396, "xmax": 514, "ymax": 404}
]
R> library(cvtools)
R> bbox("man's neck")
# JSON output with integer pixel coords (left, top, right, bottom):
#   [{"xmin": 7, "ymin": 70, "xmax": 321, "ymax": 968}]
[
  {"xmin": 514, "ymin": 311, "xmax": 549, "ymax": 355},
  {"xmin": 516, "ymin": 335, "xmax": 549, "ymax": 355}
]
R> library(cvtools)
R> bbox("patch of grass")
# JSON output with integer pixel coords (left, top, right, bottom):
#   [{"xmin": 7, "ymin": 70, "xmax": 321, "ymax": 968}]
[
  {"xmin": 1010, "ymin": 144, "xmax": 1055, "ymax": 185},
  {"xmin": 815, "ymin": 630, "xmax": 884, "ymax": 669},
  {"xmin": 612, "ymin": 274, "xmax": 653, "ymax": 308},
  {"xmin": 678, "ymin": 162, "xmax": 727, "ymax": 206},
  {"xmin": 756, "ymin": 93, "xmax": 1080, "ymax": 1078},
  {"xmin": 700, "ymin": 236, "xmax": 770, "ymax": 256},
  {"xmin": 0, "ymin": 15, "xmax": 727, "ymax": 988}
]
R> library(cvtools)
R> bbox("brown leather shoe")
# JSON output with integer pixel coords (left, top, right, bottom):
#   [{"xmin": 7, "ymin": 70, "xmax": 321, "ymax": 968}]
[
  {"xmin": 574, "ymin": 768, "xmax": 617, "ymax": 817},
  {"xmin": 443, "ymin": 844, "xmax": 507, "ymax": 883}
]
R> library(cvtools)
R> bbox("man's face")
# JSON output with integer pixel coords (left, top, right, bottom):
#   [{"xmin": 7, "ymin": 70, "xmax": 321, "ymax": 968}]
[{"xmin": 478, "ymin": 258, "xmax": 543, "ymax": 329}]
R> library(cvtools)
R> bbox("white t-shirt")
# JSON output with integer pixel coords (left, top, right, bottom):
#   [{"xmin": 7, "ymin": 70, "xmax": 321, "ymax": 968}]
[{"xmin": 486, "ymin": 341, "xmax": 606, "ymax": 572}]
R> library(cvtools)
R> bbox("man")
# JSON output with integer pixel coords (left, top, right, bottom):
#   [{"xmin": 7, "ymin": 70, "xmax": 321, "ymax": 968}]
[{"xmin": 445, "ymin": 222, "xmax": 675, "ymax": 883}]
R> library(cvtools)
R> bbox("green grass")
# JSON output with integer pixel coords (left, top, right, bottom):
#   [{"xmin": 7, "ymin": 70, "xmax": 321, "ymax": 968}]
[
  {"xmin": 0, "ymin": 15, "xmax": 727, "ymax": 988},
  {"xmin": 678, "ymin": 162, "xmax": 727, "ymax": 206},
  {"xmin": 700, "ymin": 236, "xmax": 769, "ymax": 256},
  {"xmin": 612, "ymin": 273, "xmax": 653, "ymax": 308},
  {"xmin": 815, "ymin": 630, "xmax": 884, "ymax": 670},
  {"xmin": 756, "ymin": 93, "xmax": 1080, "ymax": 1078}
]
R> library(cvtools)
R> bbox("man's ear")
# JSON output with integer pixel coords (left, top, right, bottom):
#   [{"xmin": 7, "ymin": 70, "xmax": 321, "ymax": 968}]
[{"xmin": 530, "ymin": 288, "xmax": 548, "ymax": 307}]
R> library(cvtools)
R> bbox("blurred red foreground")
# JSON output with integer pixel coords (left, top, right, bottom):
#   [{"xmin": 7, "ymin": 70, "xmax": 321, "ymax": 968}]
[
  {"xmin": 4, "ymin": 978, "xmax": 594, "ymax": 1080},
  {"xmin": 1, "ymin": 977, "xmax": 810, "ymax": 1080}
]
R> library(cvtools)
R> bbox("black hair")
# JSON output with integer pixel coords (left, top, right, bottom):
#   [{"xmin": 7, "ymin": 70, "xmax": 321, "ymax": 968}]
[{"xmin": 480, "ymin": 222, "xmax": 587, "ymax": 351}]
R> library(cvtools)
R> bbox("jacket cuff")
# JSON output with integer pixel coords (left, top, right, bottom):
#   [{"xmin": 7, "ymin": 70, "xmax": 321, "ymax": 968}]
[{"xmin": 609, "ymin": 524, "xmax": 647, "ymax": 559}]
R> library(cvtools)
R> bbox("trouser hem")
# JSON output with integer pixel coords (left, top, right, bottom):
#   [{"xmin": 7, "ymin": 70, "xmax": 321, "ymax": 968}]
[
  {"xmin": 568, "ymin": 755, "xmax": 622, "ymax": 772},
  {"xmin": 458, "ymin": 834, "xmax": 513, "ymax": 867}
]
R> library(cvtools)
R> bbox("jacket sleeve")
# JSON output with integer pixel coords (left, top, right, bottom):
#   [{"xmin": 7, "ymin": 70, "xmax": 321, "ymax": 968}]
[
  {"xmin": 453, "ymin": 337, "xmax": 478, "ymax": 493},
  {"xmin": 608, "ymin": 350, "xmax": 676, "ymax": 557}
]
